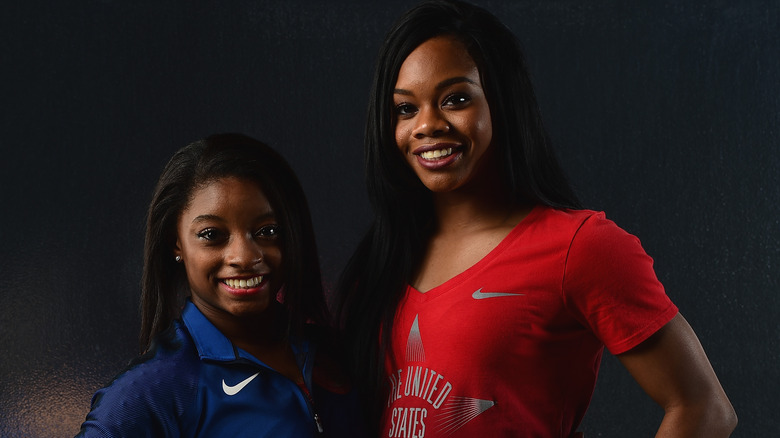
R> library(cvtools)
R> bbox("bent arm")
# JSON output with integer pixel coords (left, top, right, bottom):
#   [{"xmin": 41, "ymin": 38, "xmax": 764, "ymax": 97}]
[{"xmin": 617, "ymin": 313, "xmax": 737, "ymax": 437}]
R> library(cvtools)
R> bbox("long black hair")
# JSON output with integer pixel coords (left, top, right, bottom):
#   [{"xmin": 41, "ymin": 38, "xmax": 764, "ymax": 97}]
[
  {"xmin": 337, "ymin": 0, "xmax": 582, "ymax": 428},
  {"xmin": 140, "ymin": 133, "xmax": 327, "ymax": 352}
]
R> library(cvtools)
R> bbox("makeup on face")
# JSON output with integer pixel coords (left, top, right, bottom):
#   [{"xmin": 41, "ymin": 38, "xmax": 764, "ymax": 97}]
[
  {"xmin": 175, "ymin": 177, "xmax": 284, "ymax": 321},
  {"xmin": 393, "ymin": 35, "xmax": 494, "ymax": 193}
]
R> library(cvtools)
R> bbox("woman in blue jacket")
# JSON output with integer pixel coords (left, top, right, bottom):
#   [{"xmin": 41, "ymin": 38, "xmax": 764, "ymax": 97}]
[{"xmin": 77, "ymin": 133, "xmax": 362, "ymax": 437}]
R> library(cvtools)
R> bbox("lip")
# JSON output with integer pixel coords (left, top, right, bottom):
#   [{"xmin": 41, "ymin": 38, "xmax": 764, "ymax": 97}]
[
  {"xmin": 412, "ymin": 142, "xmax": 462, "ymax": 170},
  {"xmin": 220, "ymin": 274, "xmax": 268, "ymax": 296},
  {"xmin": 412, "ymin": 142, "xmax": 461, "ymax": 154}
]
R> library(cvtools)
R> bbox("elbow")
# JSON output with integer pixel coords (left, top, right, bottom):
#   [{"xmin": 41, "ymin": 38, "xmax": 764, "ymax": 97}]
[
  {"xmin": 663, "ymin": 393, "xmax": 737, "ymax": 436},
  {"xmin": 705, "ymin": 388, "xmax": 738, "ymax": 434},
  {"xmin": 717, "ymin": 400, "xmax": 738, "ymax": 435},
  {"xmin": 696, "ymin": 398, "xmax": 738, "ymax": 436}
]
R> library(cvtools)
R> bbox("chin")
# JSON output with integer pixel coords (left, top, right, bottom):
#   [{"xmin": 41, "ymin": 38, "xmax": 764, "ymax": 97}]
[
  {"xmin": 421, "ymin": 179, "xmax": 463, "ymax": 193},
  {"xmin": 228, "ymin": 299, "xmax": 275, "ymax": 317}
]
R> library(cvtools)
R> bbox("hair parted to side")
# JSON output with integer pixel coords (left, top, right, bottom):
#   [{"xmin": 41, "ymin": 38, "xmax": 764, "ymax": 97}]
[
  {"xmin": 337, "ymin": 0, "xmax": 581, "ymax": 428},
  {"xmin": 140, "ymin": 133, "xmax": 327, "ymax": 352}
]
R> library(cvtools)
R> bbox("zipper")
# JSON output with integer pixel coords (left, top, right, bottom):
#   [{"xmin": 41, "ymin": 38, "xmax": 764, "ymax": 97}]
[
  {"xmin": 297, "ymin": 380, "xmax": 324, "ymax": 433},
  {"xmin": 230, "ymin": 336, "xmax": 324, "ymax": 433},
  {"xmin": 297, "ymin": 345, "xmax": 324, "ymax": 434}
]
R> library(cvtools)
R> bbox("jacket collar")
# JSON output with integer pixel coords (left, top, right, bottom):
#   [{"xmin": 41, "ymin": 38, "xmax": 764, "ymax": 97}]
[{"xmin": 181, "ymin": 300, "xmax": 310, "ymax": 364}]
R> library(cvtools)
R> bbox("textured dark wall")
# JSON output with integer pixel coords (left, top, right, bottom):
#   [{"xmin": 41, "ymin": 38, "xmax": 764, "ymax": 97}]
[{"xmin": 1, "ymin": 1, "xmax": 777, "ymax": 436}]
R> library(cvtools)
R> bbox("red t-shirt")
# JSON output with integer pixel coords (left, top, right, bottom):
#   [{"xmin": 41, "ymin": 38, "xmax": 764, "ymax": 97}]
[{"xmin": 381, "ymin": 207, "xmax": 678, "ymax": 438}]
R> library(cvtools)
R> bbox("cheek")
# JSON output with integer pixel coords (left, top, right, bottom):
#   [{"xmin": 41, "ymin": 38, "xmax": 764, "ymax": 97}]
[
  {"xmin": 183, "ymin": 260, "xmax": 203, "ymax": 284},
  {"xmin": 394, "ymin": 121, "xmax": 411, "ymax": 151},
  {"xmin": 267, "ymin": 248, "xmax": 283, "ymax": 267},
  {"xmin": 267, "ymin": 249, "xmax": 285, "ymax": 290},
  {"xmin": 477, "ymin": 120, "xmax": 493, "ymax": 145},
  {"xmin": 478, "ymin": 106, "xmax": 493, "ymax": 138},
  {"xmin": 259, "ymin": 243, "xmax": 283, "ymax": 268},
  {"xmin": 458, "ymin": 107, "xmax": 490, "ymax": 132},
  {"xmin": 463, "ymin": 110, "xmax": 492, "ymax": 147},
  {"xmin": 183, "ymin": 253, "xmax": 218, "ymax": 282}
]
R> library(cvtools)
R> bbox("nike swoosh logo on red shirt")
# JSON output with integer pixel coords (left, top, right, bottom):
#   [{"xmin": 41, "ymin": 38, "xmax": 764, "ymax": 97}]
[
  {"xmin": 222, "ymin": 372, "xmax": 260, "ymax": 396},
  {"xmin": 472, "ymin": 288, "xmax": 525, "ymax": 299}
]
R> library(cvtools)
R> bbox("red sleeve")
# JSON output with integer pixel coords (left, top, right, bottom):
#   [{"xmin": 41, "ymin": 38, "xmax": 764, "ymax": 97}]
[{"xmin": 561, "ymin": 212, "xmax": 678, "ymax": 355}]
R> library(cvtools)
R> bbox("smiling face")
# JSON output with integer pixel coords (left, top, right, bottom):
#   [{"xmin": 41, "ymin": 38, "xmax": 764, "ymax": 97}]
[
  {"xmin": 174, "ymin": 177, "xmax": 283, "ymax": 324},
  {"xmin": 393, "ymin": 35, "xmax": 494, "ymax": 193}
]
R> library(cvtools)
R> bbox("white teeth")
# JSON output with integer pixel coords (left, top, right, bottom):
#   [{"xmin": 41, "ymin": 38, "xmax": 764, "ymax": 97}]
[
  {"xmin": 224, "ymin": 276, "xmax": 263, "ymax": 289},
  {"xmin": 420, "ymin": 148, "xmax": 453, "ymax": 160}
]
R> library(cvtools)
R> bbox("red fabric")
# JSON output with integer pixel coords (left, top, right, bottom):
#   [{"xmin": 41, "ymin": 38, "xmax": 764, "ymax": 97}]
[{"xmin": 381, "ymin": 206, "xmax": 678, "ymax": 438}]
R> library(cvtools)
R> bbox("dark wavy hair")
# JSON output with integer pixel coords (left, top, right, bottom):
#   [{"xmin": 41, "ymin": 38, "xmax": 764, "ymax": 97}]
[
  {"xmin": 337, "ymin": 0, "xmax": 581, "ymax": 428},
  {"xmin": 140, "ymin": 133, "xmax": 327, "ymax": 351}
]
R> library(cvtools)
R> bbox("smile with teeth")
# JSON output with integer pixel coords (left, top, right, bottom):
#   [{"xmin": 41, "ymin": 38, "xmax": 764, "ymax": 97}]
[
  {"xmin": 419, "ymin": 148, "xmax": 453, "ymax": 160},
  {"xmin": 223, "ymin": 276, "xmax": 263, "ymax": 289}
]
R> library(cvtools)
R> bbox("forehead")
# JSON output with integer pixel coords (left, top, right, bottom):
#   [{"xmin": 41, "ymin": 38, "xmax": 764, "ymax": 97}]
[
  {"xmin": 396, "ymin": 35, "xmax": 480, "ymax": 86},
  {"xmin": 184, "ymin": 177, "xmax": 272, "ymax": 214}
]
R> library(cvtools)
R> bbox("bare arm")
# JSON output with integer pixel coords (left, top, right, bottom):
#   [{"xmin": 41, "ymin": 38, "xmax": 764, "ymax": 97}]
[{"xmin": 617, "ymin": 313, "xmax": 737, "ymax": 437}]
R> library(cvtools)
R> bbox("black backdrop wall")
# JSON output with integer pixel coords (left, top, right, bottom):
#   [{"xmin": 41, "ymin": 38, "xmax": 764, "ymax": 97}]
[{"xmin": 1, "ymin": 0, "xmax": 777, "ymax": 436}]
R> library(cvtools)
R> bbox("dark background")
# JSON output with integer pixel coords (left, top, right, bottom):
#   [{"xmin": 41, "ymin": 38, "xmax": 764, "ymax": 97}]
[{"xmin": 1, "ymin": 0, "xmax": 777, "ymax": 436}]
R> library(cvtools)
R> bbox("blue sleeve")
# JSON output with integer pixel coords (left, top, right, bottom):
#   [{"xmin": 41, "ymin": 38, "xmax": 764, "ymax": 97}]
[{"xmin": 76, "ymin": 327, "xmax": 200, "ymax": 437}]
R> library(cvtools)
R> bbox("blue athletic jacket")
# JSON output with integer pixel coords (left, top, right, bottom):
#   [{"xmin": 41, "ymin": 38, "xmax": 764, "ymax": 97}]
[{"xmin": 76, "ymin": 301, "xmax": 362, "ymax": 437}]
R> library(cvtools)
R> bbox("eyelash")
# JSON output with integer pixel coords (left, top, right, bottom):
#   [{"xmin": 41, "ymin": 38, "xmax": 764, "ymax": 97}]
[
  {"xmin": 255, "ymin": 225, "xmax": 279, "ymax": 238},
  {"xmin": 443, "ymin": 93, "xmax": 470, "ymax": 106},
  {"xmin": 195, "ymin": 225, "xmax": 279, "ymax": 242},
  {"xmin": 395, "ymin": 102, "xmax": 416, "ymax": 116},
  {"xmin": 197, "ymin": 228, "xmax": 222, "ymax": 241},
  {"xmin": 394, "ymin": 93, "xmax": 471, "ymax": 117}
]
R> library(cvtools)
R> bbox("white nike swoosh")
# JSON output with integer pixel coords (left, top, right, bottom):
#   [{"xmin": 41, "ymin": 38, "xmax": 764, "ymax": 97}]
[
  {"xmin": 222, "ymin": 372, "xmax": 260, "ymax": 396},
  {"xmin": 472, "ymin": 288, "xmax": 525, "ymax": 299}
]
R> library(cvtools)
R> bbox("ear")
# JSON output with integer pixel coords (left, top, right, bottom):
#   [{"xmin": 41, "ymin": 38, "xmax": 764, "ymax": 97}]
[{"xmin": 173, "ymin": 239, "xmax": 182, "ymax": 261}]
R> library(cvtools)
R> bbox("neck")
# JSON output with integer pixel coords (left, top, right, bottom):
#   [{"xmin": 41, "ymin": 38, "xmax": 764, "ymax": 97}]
[
  {"xmin": 430, "ymin": 167, "xmax": 523, "ymax": 234},
  {"xmin": 215, "ymin": 302, "xmax": 289, "ymax": 351}
]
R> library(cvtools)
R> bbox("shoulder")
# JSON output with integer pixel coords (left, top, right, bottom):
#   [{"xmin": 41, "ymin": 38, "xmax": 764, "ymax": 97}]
[
  {"xmin": 558, "ymin": 210, "xmax": 676, "ymax": 352},
  {"xmin": 525, "ymin": 206, "xmax": 638, "ymax": 252},
  {"xmin": 565, "ymin": 209, "xmax": 650, "ymax": 268},
  {"xmin": 524, "ymin": 206, "xmax": 604, "ymax": 239},
  {"xmin": 77, "ymin": 322, "xmax": 201, "ymax": 436}
]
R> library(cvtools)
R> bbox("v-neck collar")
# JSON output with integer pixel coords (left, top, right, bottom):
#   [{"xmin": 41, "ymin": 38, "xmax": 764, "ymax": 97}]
[{"xmin": 407, "ymin": 204, "xmax": 544, "ymax": 299}]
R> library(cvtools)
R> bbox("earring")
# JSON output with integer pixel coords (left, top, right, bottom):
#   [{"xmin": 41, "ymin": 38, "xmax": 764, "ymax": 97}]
[{"xmin": 175, "ymin": 255, "xmax": 182, "ymax": 262}]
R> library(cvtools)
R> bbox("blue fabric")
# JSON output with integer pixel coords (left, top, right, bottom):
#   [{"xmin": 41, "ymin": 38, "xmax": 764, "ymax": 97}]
[{"xmin": 77, "ymin": 301, "xmax": 361, "ymax": 437}]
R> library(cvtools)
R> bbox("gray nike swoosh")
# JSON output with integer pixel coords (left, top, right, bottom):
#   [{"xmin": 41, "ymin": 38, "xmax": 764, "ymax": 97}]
[
  {"xmin": 222, "ymin": 372, "xmax": 260, "ymax": 396},
  {"xmin": 472, "ymin": 288, "xmax": 525, "ymax": 299}
]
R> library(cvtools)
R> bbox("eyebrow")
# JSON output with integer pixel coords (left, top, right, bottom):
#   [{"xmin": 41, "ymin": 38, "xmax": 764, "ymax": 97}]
[
  {"xmin": 394, "ymin": 76, "xmax": 478, "ymax": 96},
  {"xmin": 191, "ymin": 214, "xmax": 222, "ymax": 224},
  {"xmin": 191, "ymin": 211, "xmax": 276, "ymax": 224}
]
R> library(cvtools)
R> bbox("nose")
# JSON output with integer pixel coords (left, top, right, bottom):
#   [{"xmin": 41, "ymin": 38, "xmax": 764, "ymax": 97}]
[
  {"xmin": 226, "ymin": 235, "xmax": 262, "ymax": 268},
  {"xmin": 412, "ymin": 106, "xmax": 450, "ymax": 139}
]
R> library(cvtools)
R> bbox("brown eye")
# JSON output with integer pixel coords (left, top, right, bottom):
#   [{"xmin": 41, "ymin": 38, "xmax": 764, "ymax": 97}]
[
  {"xmin": 395, "ymin": 103, "xmax": 417, "ymax": 116},
  {"xmin": 442, "ymin": 93, "xmax": 470, "ymax": 107},
  {"xmin": 197, "ymin": 228, "xmax": 225, "ymax": 242},
  {"xmin": 256, "ymin": 224, "xmax": 279, "ymax": 238}
]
